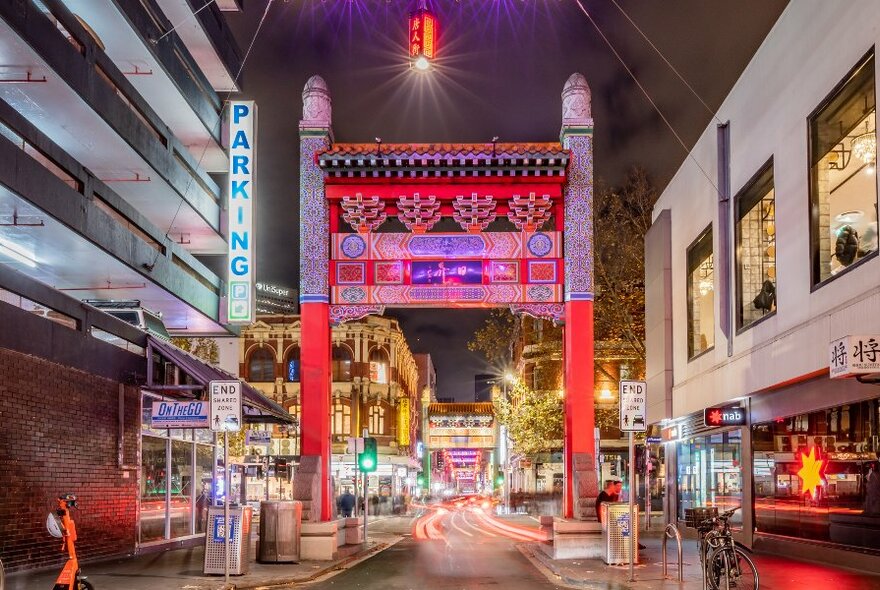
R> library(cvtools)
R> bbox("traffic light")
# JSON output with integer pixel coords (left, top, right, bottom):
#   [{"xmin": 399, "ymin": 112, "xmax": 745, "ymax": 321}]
[
  {"xmin": 495, "ymin": 473, "xmax": 504, "ymax": 487},
  {"xmin": 417, "ymin": 474, "xmax": 426, "ymax": 487},
  {"xmin": 358, "ymin": 437, "xmax": 378, "ymax": 472}
]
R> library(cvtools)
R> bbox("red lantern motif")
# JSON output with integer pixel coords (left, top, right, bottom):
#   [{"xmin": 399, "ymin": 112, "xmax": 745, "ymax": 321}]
[{"xmin": 409, "ymin": 6, "xmax": 438, "ymax": 71}]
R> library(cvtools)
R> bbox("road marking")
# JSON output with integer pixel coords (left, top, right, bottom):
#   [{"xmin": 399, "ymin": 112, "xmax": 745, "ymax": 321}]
[{"xmin": 449, "ymin": 512, "xmax": 474, "ymax": 537}]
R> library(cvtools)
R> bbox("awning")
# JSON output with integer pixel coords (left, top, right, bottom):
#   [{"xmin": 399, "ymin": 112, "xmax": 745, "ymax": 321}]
[{"xmin": 145, "ymin": 336, "xmax": 294, "ymax": 425}]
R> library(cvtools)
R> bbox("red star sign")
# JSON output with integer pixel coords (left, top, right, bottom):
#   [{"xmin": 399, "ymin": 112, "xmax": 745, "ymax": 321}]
[
  {"xmin": 708, "ymin": 409, "xmax": 722, "ymax": 425},
  {"xmin": 797, "ymin": 447, "xmax": 825, "ymax": 499}
]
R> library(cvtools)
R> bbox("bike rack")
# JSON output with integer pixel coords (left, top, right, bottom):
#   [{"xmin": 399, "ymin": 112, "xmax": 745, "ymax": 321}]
[{"xmin": 662, "ymin": 523, "xmax": 684, "ymax": 582}]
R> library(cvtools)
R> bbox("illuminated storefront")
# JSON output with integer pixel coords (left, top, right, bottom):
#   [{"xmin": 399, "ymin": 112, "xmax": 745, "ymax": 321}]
[{"xmin": 676, "ymin": 429, "xmax": 743, "ymax": 528}]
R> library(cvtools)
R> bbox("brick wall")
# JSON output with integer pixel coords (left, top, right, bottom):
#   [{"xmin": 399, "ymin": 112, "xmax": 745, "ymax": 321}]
[{"xmin": 0, "ymin": 347, "xmax": 139, "ymax": 572}]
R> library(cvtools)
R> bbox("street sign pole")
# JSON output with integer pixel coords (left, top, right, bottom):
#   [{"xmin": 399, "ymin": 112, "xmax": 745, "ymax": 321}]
[
  {"xmin": 628, "ymin": 430, "xmax": 635, "ymax": 583},
  {"xmin": 618, "ymin": 379, "xmax": 647, "ymax": 584},
  {"xmin": 224, "ymin": 430, "xmax": 230, "ymax": 588},
  {"xmin": 362, "ymin": 427, "xmax": 369, "ymax": 547}
]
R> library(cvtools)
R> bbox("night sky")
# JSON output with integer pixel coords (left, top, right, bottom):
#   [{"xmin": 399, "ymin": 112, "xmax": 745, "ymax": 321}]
[{"xmin": 222, "ymin": 0, "xmax": 787, "ymax": 400}]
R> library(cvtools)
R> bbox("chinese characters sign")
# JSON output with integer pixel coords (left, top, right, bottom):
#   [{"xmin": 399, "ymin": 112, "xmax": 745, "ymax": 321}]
[
  {"xmin": 829, "ymin": 335, "xmax": 880, "ymax": 378},
  {"xmin": 227, "ymin": 101, "xmax": 256, "ymax": 324},
  {"xmin": 409, "ymin": 8, "xmax": 438, "ymax": 66}
]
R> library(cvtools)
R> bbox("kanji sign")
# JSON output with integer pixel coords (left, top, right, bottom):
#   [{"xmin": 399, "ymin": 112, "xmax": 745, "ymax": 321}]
[
  {"xmin": 408, "ymin": 7, "xmax": 438, "ymax": 69},
  {"xmin": 703, "ymin": 405, "xmax": 747, "ymax": 427},
  {"xmin": 619, "ymin": 380, "xmax": 647, "ymax": 432},
  {"xmin": 829, "ymin": 335, "xmax": 880, "ymax": 378},
  {"xmin": 210, "ymin": 380, "xmax": 242, "ymax": 432}
]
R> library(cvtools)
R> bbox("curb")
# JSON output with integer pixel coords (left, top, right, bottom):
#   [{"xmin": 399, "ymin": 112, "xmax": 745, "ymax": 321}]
[
  {"xmin": 234, "ymin": 538, "xmax": 397, "ymax": 589},
  {"xmin": 516, "ymin": 543, "xmax": 585, "ymax": 589}
]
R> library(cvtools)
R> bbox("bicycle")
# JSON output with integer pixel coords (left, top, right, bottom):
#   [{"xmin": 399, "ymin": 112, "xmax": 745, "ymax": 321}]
[{"xmin": 692, "ymin": 507, "xmax": 759, "ymax": 590}]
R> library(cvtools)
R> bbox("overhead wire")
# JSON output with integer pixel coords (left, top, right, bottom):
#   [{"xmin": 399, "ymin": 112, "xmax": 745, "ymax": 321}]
[
  {"xmin": 607, "ymin": 0, "xmax": 722, "ymax": 125},
  {"xmin": 156, "ymin": 0, "xmax": 219, "ymax": 43},
  {"xmin": 571, "ymin": 0, "xmax": 723, "ymax": 198},
  {"xmin": 150, "ymin": 0, "xmax": 275, "ymax": 268}
]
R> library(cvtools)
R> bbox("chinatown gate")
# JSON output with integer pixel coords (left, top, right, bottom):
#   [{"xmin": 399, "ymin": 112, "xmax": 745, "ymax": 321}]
[{"xmin": 296, "ymin": 73, "xmax": 597, "ymax": 522}]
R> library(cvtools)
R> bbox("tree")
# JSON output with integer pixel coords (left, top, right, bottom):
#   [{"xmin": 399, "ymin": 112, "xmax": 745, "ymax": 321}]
[
  {"xmin": 494, "ymin": 379, "xmax": 563, "ymax": 455},
  {"xmin": 170, "ymin": 337, "xmax": 220, "ymax": 365},
  {"xmin": 467, "ymin": 309, "xmax": 517, "ymax": 367},
  {"xmin": 593, "ymin": 166, "xmax": 657, "ymax": 378}
]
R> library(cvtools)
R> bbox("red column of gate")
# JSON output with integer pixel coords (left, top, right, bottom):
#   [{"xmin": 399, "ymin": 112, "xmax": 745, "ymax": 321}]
[
  {"xmin": 300, "ymin": 302, "xmax": 331, "ymax": 520},
  {"xmin": 564, "ymin": 299, "xmax": 595, "ymax": 518}
]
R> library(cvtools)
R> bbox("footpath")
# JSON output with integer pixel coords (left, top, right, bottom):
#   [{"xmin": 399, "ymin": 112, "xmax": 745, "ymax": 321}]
[
  {"xmin": 6, "ymin": 530, "xmax": 400, "ymax": 590},
  {"xmin": 520, "ymin": 529, "xmax": 880, "ymax": 590}
]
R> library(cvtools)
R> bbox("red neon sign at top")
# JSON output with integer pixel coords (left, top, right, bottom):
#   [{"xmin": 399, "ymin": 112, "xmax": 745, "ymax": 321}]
[{"xmin": 409, "ymin": 9, "xmax": 438, "ymax": 63}]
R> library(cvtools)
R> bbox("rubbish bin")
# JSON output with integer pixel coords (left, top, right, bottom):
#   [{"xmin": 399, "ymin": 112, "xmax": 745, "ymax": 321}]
[
  {"xmin": 204, "ymin": 505, "xmax": 253, "ymax": 575},
  {"xmin": 601, "ymin": 502, "xmax": 639, "ymax": 565},
  {"xmin": 258, "ymin": 501, "xmax": 302, "ymax": 563}
]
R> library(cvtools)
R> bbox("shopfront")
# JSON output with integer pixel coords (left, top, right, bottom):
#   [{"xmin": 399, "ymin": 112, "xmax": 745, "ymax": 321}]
[
  {"xmin": 140, "ymin": 394, "xmax": 217, "ymax": 545},
  {"xmin": 677, "ymin": 429, "xmax": 743, "ymax": 527},
  {"xmin": 140, "ymin": 337, "xmax": 294, "ymax": 548},
  {"xmin": 752, "ymin": 396, "xmax": 880, "ymax": 551}
]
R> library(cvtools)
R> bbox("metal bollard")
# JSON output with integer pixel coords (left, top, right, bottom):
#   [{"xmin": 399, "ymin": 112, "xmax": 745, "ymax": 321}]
[{"xmin": 661, "ymin": 523, "xmax": 684, "ymax": 582}]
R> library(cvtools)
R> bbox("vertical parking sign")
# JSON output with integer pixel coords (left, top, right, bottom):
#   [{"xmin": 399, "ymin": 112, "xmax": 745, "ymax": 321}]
[
  {"xmin": 226, "ymin": 101, "xmax": 256, "ymax": 324},
  {"xmin": 619, "ymin": 380, "xmax": 647, "ymax": 432}
]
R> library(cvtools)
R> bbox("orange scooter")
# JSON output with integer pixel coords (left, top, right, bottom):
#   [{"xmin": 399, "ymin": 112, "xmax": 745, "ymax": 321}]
[{"xmin": 48, "ymin": 494, "xmax": 93, "ymax": 590}]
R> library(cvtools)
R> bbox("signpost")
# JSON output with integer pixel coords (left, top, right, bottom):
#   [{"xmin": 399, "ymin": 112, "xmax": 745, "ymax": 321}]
[
  {"xmin": 619, "ymin": 380, "xmax": 647, "ymax": 583},
  {"xmin": 210, "ymin": 381, "xmax": 242, "ymax": 588}
]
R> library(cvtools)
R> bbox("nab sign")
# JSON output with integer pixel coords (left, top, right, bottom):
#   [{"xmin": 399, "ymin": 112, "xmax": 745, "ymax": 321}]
[
  {"xmin": 703, "ymin": 405, "xmax": 747, "ymax": 427},
  {"xmin": 227, "ymin": 101, "xmax": 257, "ymax": 324}
]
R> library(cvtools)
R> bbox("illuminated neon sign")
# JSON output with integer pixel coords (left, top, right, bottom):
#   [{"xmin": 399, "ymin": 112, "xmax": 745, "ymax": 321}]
[
  {"xmin": 409, "ymin": 7, "xmax": 438, "ymax": 71},
  {"xmin": 703, "ymin": 405, "xmax": 747, "ymax": 427},
  {"xmin": 227, "ymin": 101, "xmax": 257, "ymax": 324},
  {"xmin": 797, "ymin": 447, "xmax": 826, "ymax": 499}
]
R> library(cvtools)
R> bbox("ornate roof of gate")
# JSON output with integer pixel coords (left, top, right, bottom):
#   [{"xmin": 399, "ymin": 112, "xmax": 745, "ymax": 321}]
[
  {"xmin": 318, "ymin": 142, "xmax": 568, "ymax": 178},
  {"xmin": 427, "ymin": 402, "xmax": 495, "ymax": 415}
]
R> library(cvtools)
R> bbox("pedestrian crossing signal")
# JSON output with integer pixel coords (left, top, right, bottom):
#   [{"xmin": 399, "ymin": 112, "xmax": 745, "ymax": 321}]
[{"xmin": 358, "ymin": 437, "xmax": 378, "ymax": 473}]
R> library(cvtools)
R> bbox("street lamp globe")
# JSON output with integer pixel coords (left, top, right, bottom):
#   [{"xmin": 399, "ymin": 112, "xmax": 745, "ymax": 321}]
[{"xmin": 414, "ymin": 56, "xmax": 430, "ymax": 71}]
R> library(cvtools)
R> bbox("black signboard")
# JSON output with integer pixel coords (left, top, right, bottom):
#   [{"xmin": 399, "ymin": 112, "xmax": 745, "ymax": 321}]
[{"xmin": 703, "ymin": 405, "xmax": 747, "ymax": 427}]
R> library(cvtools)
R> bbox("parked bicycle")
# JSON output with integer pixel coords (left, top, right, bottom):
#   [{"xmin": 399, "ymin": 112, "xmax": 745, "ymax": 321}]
[{"xmin": 687, "ymin": 506, "xmax": 759, "ymax": 590}]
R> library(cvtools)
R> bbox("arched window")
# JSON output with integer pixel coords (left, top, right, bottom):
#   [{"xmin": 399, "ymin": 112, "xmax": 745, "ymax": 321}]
[
  {"xmin": 369, "ymin": 348, "xmax": 389, "ymax": 385},
  {"xmin": 368, "ymin": 404, "xmax": 385, "ymax": 435},
  {"xmin": 332, "ymin": 345, "xmax": 352, "ymax": 382},
  {"xmin": 285, "ymin": 347, "xmax": 300, "ymax": 382},
  {"xmin": 248, "ymin": 347, "xmax": 275, "ymax": 382},
  {"xmin": 332, "ymin": 402, "xmax": 351, "ymax": 436}
]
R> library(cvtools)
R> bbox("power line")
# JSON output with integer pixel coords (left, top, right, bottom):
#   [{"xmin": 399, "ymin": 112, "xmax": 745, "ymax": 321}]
[
  {"xmin": 608, "ymin": 0, "xmax": 722, "ymax": 125},
  {"xmin": 156, "ymin": 0, "xmax": 218, "ymax": 43},
  {"xmin": 571, "ymin": 0, "xmax": 723, "ymax": 198}
]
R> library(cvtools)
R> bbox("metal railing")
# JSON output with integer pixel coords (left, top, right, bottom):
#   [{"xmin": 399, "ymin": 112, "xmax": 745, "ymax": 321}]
[{"xmin": 662, "ymin": 523, "xmax": 684, "ymax": 582}]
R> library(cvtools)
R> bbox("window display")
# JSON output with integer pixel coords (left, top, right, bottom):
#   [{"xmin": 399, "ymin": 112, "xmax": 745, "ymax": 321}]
[
  {"xmin": 735, "ymin": 163, "xmax": 776, "ymax": 329},
  {"xmin": 677, "ymin": 430, "xmax": 743, "ymax": 527},
  {"xmin": 809, "ymin": 51, "xmax": 878, "ymax": 284},
  {"xmin": 687, "ymin": 227, "xmax": 715, "ymax": 358},
  {"xmin": 752, "ymin": 398, "xmax": 880, "ymax": 550}
]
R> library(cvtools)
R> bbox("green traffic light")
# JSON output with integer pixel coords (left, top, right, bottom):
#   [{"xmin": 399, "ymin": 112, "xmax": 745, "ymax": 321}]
[{"xmin": 358, "ymin": 437, "xmax": 378, "ymax": 473}]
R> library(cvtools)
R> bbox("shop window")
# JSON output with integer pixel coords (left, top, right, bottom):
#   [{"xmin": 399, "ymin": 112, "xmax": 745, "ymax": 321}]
[
  {"xmin": 809, "ymin": 50, "xmax": 878, "ymax": 285},
  {"xmin": 248, "ymin": 347, "xmax": 275, "ymax": 382},
  {"xmin": 677, "ymin": 430, "xmax": 743, "ymax": 528},
  {"xmin": 140, "ymin": 435, "xmax": 167, "ymax": 543},
  {"xmin": 752, "ymin": 398, "xmax": 880, "ymax": 550},
  {"xmin": 332, "ymin": 402, "xmax": 351, "ymax": 436},
  {"xmin": 369, "ymin": 348, "xmax": 389, "ymax": 385},
  {"xmin": 332, "ymin": 345, "xmax": 352, "ymax": 381},
  {"xmin": 170, "ymin": 439, "xmax": 193, "ymax": 537},
  {"xmin": 369, "ymin": 404, "xmax": 386, "ymax": 435},
  {"xmin": 285, "ymin": 347, "xmax": 300, "ymax": 382},
  {"xmin": 687, "ymin": 227, "xmax": 715, "ymax": 358},
  {"xmin": 736, "ymin": 162, "xmax": 777, "ymax": 329}
]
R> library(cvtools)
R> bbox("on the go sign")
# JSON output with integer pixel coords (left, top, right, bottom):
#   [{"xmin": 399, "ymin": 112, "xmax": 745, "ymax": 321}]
[{"xmin": 227, "ymin": 101, "xmax": 256, "ymax": 324}]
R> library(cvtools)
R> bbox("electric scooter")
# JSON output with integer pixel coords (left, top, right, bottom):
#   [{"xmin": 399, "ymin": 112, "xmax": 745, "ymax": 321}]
[{"xmin": 47, "ymin": 494, "xmax": 93, "ymax": 590}]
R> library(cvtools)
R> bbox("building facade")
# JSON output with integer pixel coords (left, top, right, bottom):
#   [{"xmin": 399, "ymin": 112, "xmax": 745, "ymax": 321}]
[
  {"xmin": 239, "ymin": 314, "xmax": 422, "ymax": 501},
  {"xmin": 0, "ymin": 0, "xmax": 293, "ymax": 573},
  {"xmin": 646, "ymin": 0, "xmax": 880, "ymax": 568}
]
